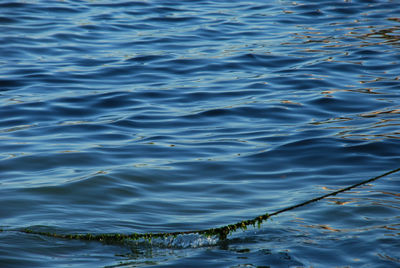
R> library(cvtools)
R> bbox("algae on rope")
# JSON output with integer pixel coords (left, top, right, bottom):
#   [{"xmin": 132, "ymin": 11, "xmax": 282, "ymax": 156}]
[
  {"xmin": 8, "ymin": 167, "xmax": 400, "ymax": 245},
  {"xmin": 18, "ymin": 212, "xmax": 271, "ymax": 243}
]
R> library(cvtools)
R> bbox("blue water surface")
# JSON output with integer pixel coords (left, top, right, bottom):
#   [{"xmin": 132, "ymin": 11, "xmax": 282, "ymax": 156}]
[{"xmin": 1, "ymin": 0, "xmax": 400, "ymax": 267}]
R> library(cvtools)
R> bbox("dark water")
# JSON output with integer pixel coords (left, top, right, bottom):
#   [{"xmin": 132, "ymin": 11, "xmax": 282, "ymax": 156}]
[{"xmin": 1, "ymin": 0, "xmax": 400, "ymax": 267}]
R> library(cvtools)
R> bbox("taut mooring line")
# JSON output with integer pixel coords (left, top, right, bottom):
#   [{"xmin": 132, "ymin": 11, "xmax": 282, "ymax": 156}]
[
  {"xmin": 7, "ymin": 167, "xmax": 400, "ymax": 243},
  {"xmin": 269, "ymin": 166, "xmax": 400, "ymax": 217}
]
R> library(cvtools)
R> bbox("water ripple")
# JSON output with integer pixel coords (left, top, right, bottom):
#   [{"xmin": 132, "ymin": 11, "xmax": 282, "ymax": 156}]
[{"xmin": 1, "ymin": 0, "xmax": 400, "ymax": 267}]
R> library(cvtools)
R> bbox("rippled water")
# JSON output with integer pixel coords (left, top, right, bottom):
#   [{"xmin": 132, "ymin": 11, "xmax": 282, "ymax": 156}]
[{"xmin": 1, "ymin": 0, "xmax": 400, "ymax": 267}]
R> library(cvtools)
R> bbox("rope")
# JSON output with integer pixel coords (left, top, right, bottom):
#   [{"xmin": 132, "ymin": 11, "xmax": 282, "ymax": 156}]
[{"xmin": 6, "ymin": 167, "xmax": 400, "ymax": 243}]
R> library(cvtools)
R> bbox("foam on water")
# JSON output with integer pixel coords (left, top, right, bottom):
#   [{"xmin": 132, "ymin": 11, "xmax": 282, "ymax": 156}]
[{"xmin": 126, "ymin": 233, "xmax": 219, "ymax": 249}]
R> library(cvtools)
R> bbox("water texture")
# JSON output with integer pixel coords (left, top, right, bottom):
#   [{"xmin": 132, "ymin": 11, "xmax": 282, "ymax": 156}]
[{"xmin": 1, "ymin": 0, "xmax": 400, "ymax": 267}]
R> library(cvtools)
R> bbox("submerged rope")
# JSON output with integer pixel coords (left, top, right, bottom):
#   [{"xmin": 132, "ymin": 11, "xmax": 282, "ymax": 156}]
[{"xmin": 9, "ymin": 167, "xmax": 400, "ymax": 243}]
